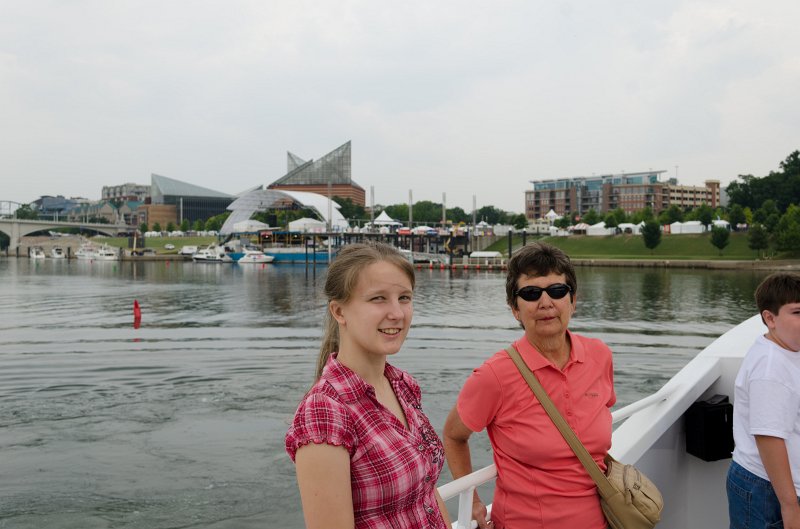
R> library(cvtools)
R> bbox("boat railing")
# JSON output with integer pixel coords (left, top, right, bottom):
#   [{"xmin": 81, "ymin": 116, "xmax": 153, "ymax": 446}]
[{"xmin": 437, "ymin": 385, "xmax": 676, "ymax": 529}]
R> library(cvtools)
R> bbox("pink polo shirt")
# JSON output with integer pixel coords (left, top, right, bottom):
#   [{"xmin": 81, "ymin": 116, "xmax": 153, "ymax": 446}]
[{"xmin": 457, "ymin": 331, "xmax": 616, "ymax": 529}]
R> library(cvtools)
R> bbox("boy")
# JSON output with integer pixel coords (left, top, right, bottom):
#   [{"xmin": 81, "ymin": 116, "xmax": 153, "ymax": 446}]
[{"xmin": 728, "ymin": 272, "xmax": 800, "ymax": 529}]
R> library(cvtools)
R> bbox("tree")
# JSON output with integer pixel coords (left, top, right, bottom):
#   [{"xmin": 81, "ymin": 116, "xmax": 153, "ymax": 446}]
[
  {"xmin": 603, "ymin": 212, "xmax": 619, "ymax": 228},
  {"xmin": 582, "ymin": 208, "xmax": 600, "ymax": 225},
  {"xmin": 554, "ymin": 216, "xmax": 571, "ymax": 229},
  {"xmin": 152, "ymin": 222, "xmax": 162, "ymax": 233},
  {"xmin": 447, "ymin": 207, "xmax": 469, "ymax": 224},
  {"xmin": 710, "ymin": 226, "xmax": 730, "ymax": 256},
  {"xmin": 726, "ymin": 151, "xmax": 800, "ymax": 212},
  {"xmin": 13, "ymin": 204, "xmax": 38, "ymax": 219},
  {"xmin": 475, "ymin": 205, "xmax": 507, "ymax": 225},
  {"xmin": 630, "ymin": 206, "xmax": 654, "ymax": 224},
  {"xmin": 642, "ymin": 221, "xmax": 661, "ymax": 253},
  {"xmin": 695, "ymin": 204, "xmax": 714, "ymax": 230},
  {"xmin": 193, "ymin": 219, "xmax": 205, "ymax": 231},
  {"xmin": 139, "ymin": 222, "xmax": 149, "ymax": 233},
  {"xmin": 333, "ymin": 196, "xmax": 367, "ymax": 222},
  {"xmin": 659, "ymin": 205, "xmax": 683, "ymax": 225},
  {"xmin": 748, "ymin": 224, "xmax": 770, "ymax": 258},
  {"xmin": 166, "ymin": 222, "xmax": 176, "ymax": 232},
  {"xmin": 775, "ymin": 222, "xmax": 800, "ymax": 254},
  {"xmin": 180, "ymin": 219, "xmax": 190, "ymax": 232},
  {"xmin": 510, "ymin": 213, "xmax": 528, "ymax": 230},
  {"xmin": 728, "ymin": 204, "xmax": 746, "ymax": 229}
]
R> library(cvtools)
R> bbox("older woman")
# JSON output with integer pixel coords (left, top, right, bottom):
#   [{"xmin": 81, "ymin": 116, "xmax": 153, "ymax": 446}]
[{"xmin": 443, "ymin": 242, "xmax": 616, "ymax": 529}]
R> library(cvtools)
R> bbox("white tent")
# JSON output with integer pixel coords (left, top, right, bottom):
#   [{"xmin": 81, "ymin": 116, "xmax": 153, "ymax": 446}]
[
  {"xmin": 571, "ymin": 222, "xmax": 590, "ymax": 234},
  {"xmin": 373, "ymin": 211, "xmax": 402, "ymax": 226},
  {"xmin": 712, "ymin": 219, "xmax": 731, "ymax": 229},
  {"xmin": 670, "ymin": 221, "xmax": 705, "ymax": 234},
  {"xmin": 587, "ymin": 221, "xmax": 615, "ymax": 236},
  {"xmin": 618, "ymin": 222, "xmax": 641, "ymax": 234},
  {"xmin": 289, "ymin": 217, "xmax": 327, "ymax": 232},
  {"xmin": 232, "ymin": 219, "xmax": 271, "ymax": 233},
  {"xmin": 545, "ymin": 209, "xmax": 560, "ymax": 222}
]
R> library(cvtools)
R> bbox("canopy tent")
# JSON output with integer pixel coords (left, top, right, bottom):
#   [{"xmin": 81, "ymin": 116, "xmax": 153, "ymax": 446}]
[
  {"xmin": 545, "ymin": 209, "xmax": 560, "ymax": 222},
  {"xmin": 289, "ymin": 217, "xmax": 326, "ymax": 232},
  {"xmin": 618, "ymin": 222, "xmax": 642, "ymax": 234},
  {"xmin": 587, "ymin": 221, "xmax": 615, "ymax": 236},
  {"xmin": 372, "ymin": 210, "xmax": 402, "ymax": 226},
  {"xmin": 571, "ymin": 222, "xmax": 590, "ymax": 234},
  {"xmin": 232, "ymin": 219, "xmax": 271, "ymax": 233}
]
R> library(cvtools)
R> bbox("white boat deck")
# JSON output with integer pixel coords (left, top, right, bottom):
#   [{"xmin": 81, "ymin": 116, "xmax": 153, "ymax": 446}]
[{"xmin": 439, "ymin": 315, "xmax": 765, "ymax": 529}]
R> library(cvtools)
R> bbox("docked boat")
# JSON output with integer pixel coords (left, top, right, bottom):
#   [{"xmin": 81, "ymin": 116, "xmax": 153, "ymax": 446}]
[
  {"xmin": 236, "ymin": 248, "xmax": 274, "ymax": 264},
  {"xmin": 192, "ymin": 245, "xmax": 232, "ymax": 263},
  {"xmin": 50, "ymin": 246, "xmax": 65, "ymax": 259},
  {"xmin": 29, "ymin": 246, "xmax": 46, "ymax": 259},
  {"xmin": 262, "ymin": 247, "xmax": 332, "ymax": 263},
  {"xmin": 439, "ymin": 315, "xmax": 765, "ymax": 529},
  {"xmin": 74, "ymin": 244, "xmax": 96, "ymax": 260},
  {"xmin": 94, "ymin": 245, "xmax": 119, "ymax": 261}
]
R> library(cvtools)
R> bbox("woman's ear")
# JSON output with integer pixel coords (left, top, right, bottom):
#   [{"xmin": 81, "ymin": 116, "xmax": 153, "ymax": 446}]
[{"xmin": 330, "ymin": 300, "xmax": 346, "ymax": 326}]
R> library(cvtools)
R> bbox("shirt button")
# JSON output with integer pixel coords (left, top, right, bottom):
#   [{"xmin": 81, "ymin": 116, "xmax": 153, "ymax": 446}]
[
  {"xmin": 424, "ymin": 476, "xmax": 431, "ymax": 482},
  {"xmin": 425, "ymin": 506, "xmax": 434, "ymax": 514},
  {"xmin": 418, "ymin": 444, "xmax": 425, "ymax": 451}
]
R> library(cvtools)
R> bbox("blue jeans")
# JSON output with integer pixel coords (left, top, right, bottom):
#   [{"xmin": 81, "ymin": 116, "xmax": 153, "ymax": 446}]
[{"xmin": 727, "ymin": 460, "xmax": 790, "ymax": 529}]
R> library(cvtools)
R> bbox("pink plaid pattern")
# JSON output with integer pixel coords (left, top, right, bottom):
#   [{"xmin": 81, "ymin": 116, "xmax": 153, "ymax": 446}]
[{"xmin": 286, "ymin": 354, "xmax": 447, "ymax": 529}]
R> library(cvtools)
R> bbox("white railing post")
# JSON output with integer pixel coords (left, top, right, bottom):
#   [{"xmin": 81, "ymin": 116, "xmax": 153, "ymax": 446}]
[{"xmin": 456, "ymin": 487, "xmax": 475, "ymax": 529}]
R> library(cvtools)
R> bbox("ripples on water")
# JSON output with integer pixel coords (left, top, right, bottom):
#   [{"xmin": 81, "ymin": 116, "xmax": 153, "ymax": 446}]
[{"xmin": 0, "ymin": 259, "xmax": 768, "ymax": 528}]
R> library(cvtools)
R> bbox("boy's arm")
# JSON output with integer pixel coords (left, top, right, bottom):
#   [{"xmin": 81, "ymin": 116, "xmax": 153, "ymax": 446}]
[{"xmin": 755, "ymin": 435, "xmax": 800, "ymax": 529}]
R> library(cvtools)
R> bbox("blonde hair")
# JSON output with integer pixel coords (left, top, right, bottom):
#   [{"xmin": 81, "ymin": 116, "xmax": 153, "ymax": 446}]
[{"xmin": 315, "ymin": 243, "xmax": 415, "ymax": 380}]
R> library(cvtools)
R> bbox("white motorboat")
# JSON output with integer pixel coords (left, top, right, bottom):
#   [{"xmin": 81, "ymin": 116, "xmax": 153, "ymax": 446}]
[
  {"xmin": 192, "ymin": 245, "xmax": 232, "ymax": 263},
  {"xmin": 74, "ymin": 244, "xmax": 96, "ymax": 260},
  {"xmin": 236, "ymin": 248, "xmax": 274, "ymax": 264},
  {"xmin": 50, "ymin": 246, "xmax": 65, "ymax": 259},
  {"xmin": 94, "ymin": 245, "xmax": 119, "ymax": 261},
  {"xmin": 29, "ymin": 246, "xmax": 46, "ymax": 259},
  {"xmin": 439, "ymin": 315, "xmax": 765, "ymax": 529},
  {"xmin": 179, "ymin": 245, "xmax": 198, "ymax": 256}
]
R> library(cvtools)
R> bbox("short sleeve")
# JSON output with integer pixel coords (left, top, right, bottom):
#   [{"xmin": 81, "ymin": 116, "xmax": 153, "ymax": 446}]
[
  {"xmin": 749, "ymin": 379, "xmax": 800, "ymax": 439},
  {"xmin": 285, "ymin": 392, "xmax": 356, "ymax": 461},
  {"xmin": 456, "ymin": 362, "xmax": 503, "ymax": 433}
]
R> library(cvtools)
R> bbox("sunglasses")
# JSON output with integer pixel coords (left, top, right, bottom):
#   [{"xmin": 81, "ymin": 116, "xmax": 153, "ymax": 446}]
[{"xmin": 514, "ymin": 283, "xmax": 572, "ymax": 302}]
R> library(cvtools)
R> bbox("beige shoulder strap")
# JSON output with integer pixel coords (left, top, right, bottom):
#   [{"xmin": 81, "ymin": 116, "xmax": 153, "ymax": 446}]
[{"xmin": 505, "ymin": 345, "xmax": 616, "ymax": 499}]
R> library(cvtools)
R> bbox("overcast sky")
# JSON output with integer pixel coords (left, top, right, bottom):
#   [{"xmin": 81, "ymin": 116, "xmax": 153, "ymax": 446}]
[{"xmin": 2, "ymin": 1, "xmax": 798, "ymax": 213}]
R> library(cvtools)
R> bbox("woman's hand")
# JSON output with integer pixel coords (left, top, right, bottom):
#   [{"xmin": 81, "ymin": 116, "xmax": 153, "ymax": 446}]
[{"xmin": 472, "ymin": 497, "xmax": 492, "ymax": 528}]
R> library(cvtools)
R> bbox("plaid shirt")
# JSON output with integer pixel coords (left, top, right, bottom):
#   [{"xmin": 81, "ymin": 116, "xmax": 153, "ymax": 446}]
[{"xmin": 286, "ymin": 354, "xmax": 447, "ymax": 529}]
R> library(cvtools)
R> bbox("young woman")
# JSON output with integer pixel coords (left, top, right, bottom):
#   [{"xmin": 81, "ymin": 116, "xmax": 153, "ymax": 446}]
[{"xmin": 285, "ymin": 243, "xmax": 451, "ymax": 529}]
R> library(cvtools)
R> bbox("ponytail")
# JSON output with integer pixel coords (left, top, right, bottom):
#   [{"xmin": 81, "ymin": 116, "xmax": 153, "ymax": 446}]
[{"xmin": 316, "ymin": 310, "xmax": 339, "ymax": 380}]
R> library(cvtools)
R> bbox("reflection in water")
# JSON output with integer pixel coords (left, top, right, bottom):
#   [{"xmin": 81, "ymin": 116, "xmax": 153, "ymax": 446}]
[{"xmin": 0, "ymin": 259, "xmax": 770, "ymax": 528}]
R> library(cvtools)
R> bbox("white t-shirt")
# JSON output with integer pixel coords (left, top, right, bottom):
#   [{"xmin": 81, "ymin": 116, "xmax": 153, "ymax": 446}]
[{"xmin": 732, "ymin": 334, "xmax": 800, "ymax": 495}]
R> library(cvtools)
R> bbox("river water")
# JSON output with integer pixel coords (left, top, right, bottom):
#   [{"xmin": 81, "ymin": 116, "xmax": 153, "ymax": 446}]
[{"xmin": 0, "ymin": 258, "xmax": 769, "ymax": 528}]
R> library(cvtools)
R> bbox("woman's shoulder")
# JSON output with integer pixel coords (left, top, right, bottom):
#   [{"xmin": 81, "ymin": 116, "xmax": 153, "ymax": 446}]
[{"xmin": 569, "ymin": 331, "xmax": 613, "ymax": 357}]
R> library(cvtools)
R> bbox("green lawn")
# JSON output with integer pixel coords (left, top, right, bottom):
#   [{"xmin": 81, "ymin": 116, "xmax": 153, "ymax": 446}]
[
  {"xmin": 487, "ymin": 232, "xmax": 768, "ymax": 260},
  {"xmin": 96, "ymin": 235, "xmax": 218, "ymax": 254}
]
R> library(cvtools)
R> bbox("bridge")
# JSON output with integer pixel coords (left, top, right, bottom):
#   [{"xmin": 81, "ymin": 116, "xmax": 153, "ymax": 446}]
[{"xmin": 0, "ymin": 218, "xmax": 131, "ymax": 252}]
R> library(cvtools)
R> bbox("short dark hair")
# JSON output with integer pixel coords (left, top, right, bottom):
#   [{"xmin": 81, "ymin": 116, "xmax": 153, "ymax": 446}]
[
  {"xmin": 755, "ymin": 272, "xmax": 800, "ymax": 323},
  {"xmin": 505, "ymin": 242, "xmax": 577, "ymax": 309}
]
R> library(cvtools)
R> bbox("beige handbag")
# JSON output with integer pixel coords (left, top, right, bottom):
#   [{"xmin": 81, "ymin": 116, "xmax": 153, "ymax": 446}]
[{"xmin": 506, "ymin": 346, "xmax": 663, "ymax": 529}]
